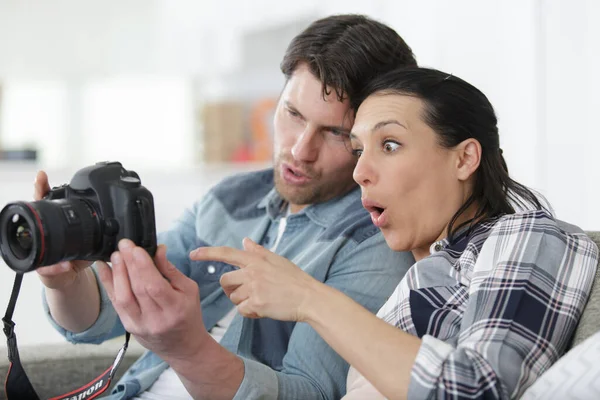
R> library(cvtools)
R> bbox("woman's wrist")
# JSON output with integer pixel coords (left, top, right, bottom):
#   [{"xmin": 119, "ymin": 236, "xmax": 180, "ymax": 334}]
[{"xmin": 299, "ymin": 279, "xmax": 337, "ymax": 324}]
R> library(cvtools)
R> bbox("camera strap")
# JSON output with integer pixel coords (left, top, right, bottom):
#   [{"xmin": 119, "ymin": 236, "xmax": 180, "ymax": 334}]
[{"xmin": 3, "ymin": 272, "xmax": 130, "ymax": 400}]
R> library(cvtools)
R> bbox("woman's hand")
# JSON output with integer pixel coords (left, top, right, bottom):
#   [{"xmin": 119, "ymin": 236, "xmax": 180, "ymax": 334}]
[{"xmin": 190, "ymin": 238, "xmax": 321, "ymax": 322}]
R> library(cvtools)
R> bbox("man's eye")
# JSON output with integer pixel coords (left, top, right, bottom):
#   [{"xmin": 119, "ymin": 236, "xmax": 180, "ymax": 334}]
[
  {"xmin": 351, "ymin": 148, "xmax": 363, "ymax": 157},
  {"xmin": 327, "ymin": 130, "xmax": 350, "ymax": 141},
  {"xmin": 383, "ymin": 141, "xmax": 401, "ymax": 153},
  {"xmin": 287, "ymin": 109, "xmax": 300, "ymax": 118}
]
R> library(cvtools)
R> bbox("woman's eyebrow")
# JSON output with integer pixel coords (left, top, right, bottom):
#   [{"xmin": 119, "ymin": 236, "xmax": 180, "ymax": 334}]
[
  {"xmin": 372, "ymin": 119, "xmax": 407, "ymax": 131},
  {"xmin": 350, "ymin": 119, "xmax": 407, "ymax": 140}
]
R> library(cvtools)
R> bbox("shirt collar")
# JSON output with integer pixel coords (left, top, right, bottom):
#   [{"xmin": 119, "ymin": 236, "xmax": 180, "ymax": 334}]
[
  {"xmin": 257, "ymin": 188, "xmax": 286, "ymax": 219},
  {"xmin": 430, "ymin": 216, "xmax": 505, "ymax": 256},
  {"xmin": 429, "ymin": 223, "xmax": 474, "ymax": 255},
  {"xmin": 257, "ymin": 185, "xmax": 363, "ymax": 226}
]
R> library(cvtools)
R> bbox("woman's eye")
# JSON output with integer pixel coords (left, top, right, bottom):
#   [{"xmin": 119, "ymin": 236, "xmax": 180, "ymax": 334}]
[
  {"xmin": 287, "ymin": 108, "xmax": 300, "ymax": 118},
  {"xmin": 383, "ymin": 140, "xmax": 401, "ymax": 153}
]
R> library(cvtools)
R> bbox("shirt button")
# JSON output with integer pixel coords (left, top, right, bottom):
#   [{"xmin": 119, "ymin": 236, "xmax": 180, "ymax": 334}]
[
  {"xmin": 207, "ymin": 265, "xmax": 216, "ymax": 274},
  {"xmin": 430, "ymin": 241, "xmax": 444, "ymax": 254}
]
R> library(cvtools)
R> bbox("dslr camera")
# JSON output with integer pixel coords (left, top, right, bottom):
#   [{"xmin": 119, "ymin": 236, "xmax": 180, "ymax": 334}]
[{"xmin": 0, "ymin": 161, "xmax": 157, "ymax": 273}]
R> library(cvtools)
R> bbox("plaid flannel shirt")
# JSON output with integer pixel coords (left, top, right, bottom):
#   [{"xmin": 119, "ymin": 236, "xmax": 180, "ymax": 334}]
[{"xmin": 376, "ymin": 209, "xmax": 598, "ymax": 399}]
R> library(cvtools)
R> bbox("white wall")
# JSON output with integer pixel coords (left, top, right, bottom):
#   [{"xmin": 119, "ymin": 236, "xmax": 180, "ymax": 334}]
[
  {"xmin": 541, "ymin": 0, "xmax": 600, "ymax": 229},
  {"xmin": 2, "ymin": 1, "xmax": 596, "ymax": 226}
]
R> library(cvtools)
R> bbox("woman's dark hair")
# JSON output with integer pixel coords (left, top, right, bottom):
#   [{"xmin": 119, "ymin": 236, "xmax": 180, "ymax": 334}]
[
  {"xmin": 351, "ymin": 67, "xmax": 543, "ymax": 241},
  {"xmin": 281, "ymin": 14, "xmax": 417, "ymax": 102}
]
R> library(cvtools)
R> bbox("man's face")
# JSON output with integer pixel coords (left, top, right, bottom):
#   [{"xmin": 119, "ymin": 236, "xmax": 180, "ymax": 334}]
[{"xmin": 272, "ymin": 64, "xmax": 358, "ymax": 213}]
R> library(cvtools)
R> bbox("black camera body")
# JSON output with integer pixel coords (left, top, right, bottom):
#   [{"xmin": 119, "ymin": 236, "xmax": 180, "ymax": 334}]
[{"xmin": 0, "ymin": 161, "xmax": 157, "ymax": 273}]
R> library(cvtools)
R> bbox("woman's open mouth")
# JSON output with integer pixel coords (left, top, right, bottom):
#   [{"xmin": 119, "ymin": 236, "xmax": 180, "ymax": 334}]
[{"xmin": 362, "ymin": 199, "xmax": 388, "ymax": 228}]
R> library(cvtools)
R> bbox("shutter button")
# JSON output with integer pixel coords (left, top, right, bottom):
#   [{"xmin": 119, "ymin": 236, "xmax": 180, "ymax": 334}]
[{"xmin": 207, "ymin": 265, "xmax": 216, "ymax": 274}]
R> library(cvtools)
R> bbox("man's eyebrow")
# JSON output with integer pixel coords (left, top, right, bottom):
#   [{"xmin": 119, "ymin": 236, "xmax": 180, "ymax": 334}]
[
  {"xmin": 285, "ymin": 101, "xmax": 350, "ymax": 134},
  {"xmin": 284, "ymin": 101, "xmax": 304, "ymax": 118},
  {"xmin": 323, "ymin": 125, "xmax": 351, "ymax": 134}
]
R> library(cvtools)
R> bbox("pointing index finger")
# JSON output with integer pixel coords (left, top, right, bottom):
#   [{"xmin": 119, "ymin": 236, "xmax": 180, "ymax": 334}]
[{"xmin": 190, "ymin": 246, "xmax": 252, "ymax": 269}]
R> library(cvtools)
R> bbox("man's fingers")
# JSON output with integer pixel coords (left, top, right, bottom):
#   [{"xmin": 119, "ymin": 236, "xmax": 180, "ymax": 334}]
[
  {"xmin": 153, "ymin": 244, "xmax": 170, "ymax": 275},
  {"xmin": 141, "ymin": 244, "xmax": 193, "ymax": 309},
  {"xmin": 119, "ymin": 240, "xmax": 164, "ymax": 285},
  {"xmin": 33, "ymin": 170, "xmax": 50, "ymax": 200},
  {"xmin": 119, "ymin": 240, "xmax": 188, "ymax": 312},
  {"xmin": 96, "ymin": 260, "xmax": 114, "ymax": 300},
  {"xmin": 118, "ymin": 240, "xmax": 166, "ymax": 313},
  {"xmin": 154, "ymin": 245, "xmax": 188, "ymax": 288},
  {"xmin": 111, "ymin": 250, "xmax": 141, "ymax": 317},
  {"xmin": 190, "ymin": 246, "xmax": 253, "ymax": 269}
]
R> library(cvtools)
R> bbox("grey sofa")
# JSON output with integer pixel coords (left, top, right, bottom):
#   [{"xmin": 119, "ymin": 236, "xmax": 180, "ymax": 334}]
[
  {"xmin": 567, "ymin": 232, "xmax": 600, "ymax": 349},
  {"xmin": 1, "ymin": 232, "xmax": 599, "ymax": 399},
  {"xmin": 0, "ymin": 338, "xmax": 145, "ymax": 399}
]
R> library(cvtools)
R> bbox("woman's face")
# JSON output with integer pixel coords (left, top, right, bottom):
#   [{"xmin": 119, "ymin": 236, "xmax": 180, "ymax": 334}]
[{"xmin": 351, "ymin": 93, "xmax": 476, "ymax": 259}]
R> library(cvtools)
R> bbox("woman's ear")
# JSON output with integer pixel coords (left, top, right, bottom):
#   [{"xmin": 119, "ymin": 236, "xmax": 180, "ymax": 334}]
[{"xmin": 455, "ymin": 139, "xmax": 481, "ymax": 181}]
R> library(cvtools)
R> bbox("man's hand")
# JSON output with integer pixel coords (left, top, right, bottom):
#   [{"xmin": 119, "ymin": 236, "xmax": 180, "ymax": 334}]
[
  {"xmin": 96, "ymin": 239, "xmax": 210, "ymax": 360},
  {"xmin": 33, "ymin": 170, "xmax": 93, "ymax": 289}
]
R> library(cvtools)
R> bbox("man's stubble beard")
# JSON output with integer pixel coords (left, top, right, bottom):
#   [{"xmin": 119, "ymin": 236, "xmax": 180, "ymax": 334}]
[
  {"xmin": 273, "ymin": 164, "xmax": 323, "ymax": 206},
  {"xmin": 272, "ymin": 159, "xmax": 357, "ymax": 207}
]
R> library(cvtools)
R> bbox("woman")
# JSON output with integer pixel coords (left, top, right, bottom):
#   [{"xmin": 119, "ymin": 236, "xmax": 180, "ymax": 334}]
[{"xmin": 191, "ymin": 67, "xmax": 599, "ymax": 399}]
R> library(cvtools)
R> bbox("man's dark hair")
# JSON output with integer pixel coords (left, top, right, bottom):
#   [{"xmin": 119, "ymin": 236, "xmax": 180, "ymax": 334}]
[{"xmin": 280, "ymin": 14, "xmax": 417, "ymax": 102}]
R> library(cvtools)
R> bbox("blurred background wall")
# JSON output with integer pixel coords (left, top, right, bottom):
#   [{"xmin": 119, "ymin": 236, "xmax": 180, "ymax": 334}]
[{"xmin": 0, "ymin": 0, "xmax": 598, "ymax": 346}]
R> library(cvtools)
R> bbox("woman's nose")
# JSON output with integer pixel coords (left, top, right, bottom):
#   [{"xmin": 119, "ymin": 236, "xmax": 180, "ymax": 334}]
[{"xmin": 353, "ymin": 152, "xmax": 375, "ymax": 187}]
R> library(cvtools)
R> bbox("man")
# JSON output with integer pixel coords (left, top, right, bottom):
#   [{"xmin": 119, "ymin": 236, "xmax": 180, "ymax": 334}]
[{"xmin": 35, "ymin": 14, "xmax": 417, "ymax": 399}]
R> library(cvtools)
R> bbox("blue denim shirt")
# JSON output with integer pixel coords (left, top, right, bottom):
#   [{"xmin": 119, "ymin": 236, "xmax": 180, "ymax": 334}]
[{"xmin": 42, "ymin": 169, "xmax": 413, "ymax": 399}]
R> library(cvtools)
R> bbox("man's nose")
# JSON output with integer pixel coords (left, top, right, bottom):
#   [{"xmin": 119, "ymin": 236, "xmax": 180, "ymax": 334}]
[{"xmin": 291, "ymin": 128, "xmax": 320, "ymax": 162}]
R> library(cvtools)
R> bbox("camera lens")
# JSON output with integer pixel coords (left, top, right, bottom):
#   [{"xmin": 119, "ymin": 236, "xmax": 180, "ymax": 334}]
[
  {"xmin": 0, "ymin": 203, "xmax": 42, "ymax": 272},
  {"xmin": 0, "ymin": 200, "xmax": 101, "ymax": 273},
  {"xmin": 7, "ymin": 214, "xmax": 33, "ymax": 260}
]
